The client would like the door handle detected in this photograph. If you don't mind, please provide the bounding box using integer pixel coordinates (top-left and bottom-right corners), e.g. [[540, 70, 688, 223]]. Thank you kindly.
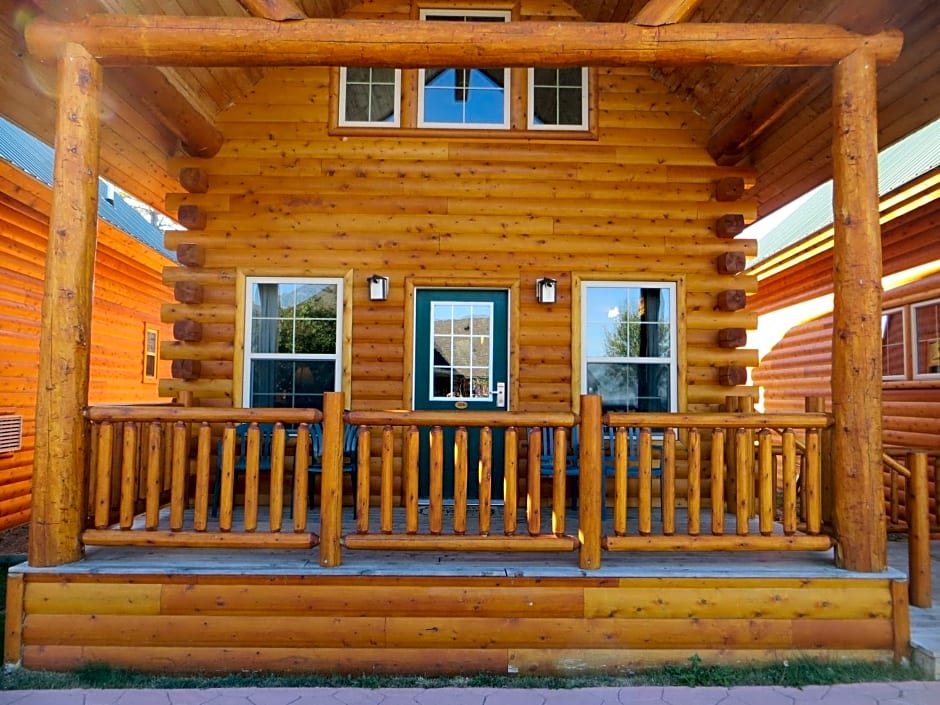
[[496, 382, 505, 408]]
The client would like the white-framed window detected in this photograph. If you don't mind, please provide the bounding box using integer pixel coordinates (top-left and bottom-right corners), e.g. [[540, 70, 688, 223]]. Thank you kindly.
[[417, 9, 511, 129], [528, 67, 588, 130], [338, 67, 401, 127], [582, 281, 678, 413], [242, 277, 343, 409], [912, 298, 940, 378], [881, 307, 906, 380], [142, 326, 159, 383]]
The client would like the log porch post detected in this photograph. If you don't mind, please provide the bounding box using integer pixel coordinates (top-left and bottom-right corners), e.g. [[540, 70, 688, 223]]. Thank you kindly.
[[29, 43, 102, 567], [830, 49, 887, 572]]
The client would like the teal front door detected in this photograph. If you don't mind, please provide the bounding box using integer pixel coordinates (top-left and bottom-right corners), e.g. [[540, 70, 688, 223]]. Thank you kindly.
[[414, 289, 509, 500]]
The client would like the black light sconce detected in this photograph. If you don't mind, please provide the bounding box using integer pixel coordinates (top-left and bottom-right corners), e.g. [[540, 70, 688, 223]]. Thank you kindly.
[[536, 277, 557, 304], [368, 274, 389, 301]]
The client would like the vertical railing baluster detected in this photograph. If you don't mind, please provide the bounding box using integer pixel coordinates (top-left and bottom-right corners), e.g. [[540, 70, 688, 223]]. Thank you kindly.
[[355, 426, 371, 533], [404, 425, 419, 534], [503, 427, 518, 535], [169, 421, 188, 531], [381, 426, 395, 534], [429, 426, 444, 535], [292, 423, 311, 532], [804, 427, 821, 534], [662, 429, 676, 536], [94, 422, 113, 529], [614, 426, 627, 536], [782, 429, 797, 535], [710, 428, 725, 535], [526, 427, 541, 536], [638, 427, 652, 536], [551, 427, 567, 535], [453, 427, 468, 535], [218, 423, 237, 532], [687, 428, 701, 536], [145, 422, 162, 530], [269, 423, 286, 533], [193, 423, 212, 531], [735, 428, 750, 536], [479, 426, 493, 536], [757, 429, 773, 536]]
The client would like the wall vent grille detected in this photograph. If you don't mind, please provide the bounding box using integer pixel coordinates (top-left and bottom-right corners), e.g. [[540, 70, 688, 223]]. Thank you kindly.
[[0, 415, 23, 453]]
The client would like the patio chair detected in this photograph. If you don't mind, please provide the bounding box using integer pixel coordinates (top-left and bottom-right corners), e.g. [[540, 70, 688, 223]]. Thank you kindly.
[[535, 426, 580, 507], [601, 425, 664, 502], [211, 422, 275, 517], [305, 423, 359, 516]]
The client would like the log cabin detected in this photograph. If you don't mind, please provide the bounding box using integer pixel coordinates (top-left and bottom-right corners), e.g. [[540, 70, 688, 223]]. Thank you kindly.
[[1, 0, 939, 675], [0, 116, 174, 532], [750, 118, 940, 537]]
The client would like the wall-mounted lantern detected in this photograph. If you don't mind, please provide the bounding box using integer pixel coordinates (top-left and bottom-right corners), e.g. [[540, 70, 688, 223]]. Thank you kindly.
[[368, 274, 389, 301], [536, 277, 557, 304]]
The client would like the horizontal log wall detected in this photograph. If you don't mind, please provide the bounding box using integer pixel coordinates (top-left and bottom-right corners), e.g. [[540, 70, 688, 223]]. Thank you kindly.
[[163, 0, 760, 499], [0, 162, 173, 531], [8, 571, 904, 672]]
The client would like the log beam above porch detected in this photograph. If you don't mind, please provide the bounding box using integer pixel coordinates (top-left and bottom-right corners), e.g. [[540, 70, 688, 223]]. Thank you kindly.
[[24, 16, 903, 69]]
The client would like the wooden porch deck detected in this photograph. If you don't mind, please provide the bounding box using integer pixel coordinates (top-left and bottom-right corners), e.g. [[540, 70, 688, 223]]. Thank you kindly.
[[4, 506, 911, 676]]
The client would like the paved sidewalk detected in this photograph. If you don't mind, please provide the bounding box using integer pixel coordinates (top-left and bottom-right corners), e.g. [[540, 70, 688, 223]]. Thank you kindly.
[[2, 682, 940, 704]]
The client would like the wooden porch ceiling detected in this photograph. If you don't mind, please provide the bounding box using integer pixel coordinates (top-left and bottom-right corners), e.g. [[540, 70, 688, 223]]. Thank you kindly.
[[2, 0, 937, 218]]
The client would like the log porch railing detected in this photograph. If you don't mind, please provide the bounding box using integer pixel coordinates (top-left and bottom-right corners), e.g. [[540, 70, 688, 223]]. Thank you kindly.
[[883, 450, 934, 607], [82, 393, 838, 569]]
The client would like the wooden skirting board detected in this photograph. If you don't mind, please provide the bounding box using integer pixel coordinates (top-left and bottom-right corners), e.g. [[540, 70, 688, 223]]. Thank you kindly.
[[5, 570, 908, 674]]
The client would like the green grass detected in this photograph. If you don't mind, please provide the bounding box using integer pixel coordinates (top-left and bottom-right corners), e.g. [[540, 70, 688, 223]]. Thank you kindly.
[[0, 657, 926, 691]]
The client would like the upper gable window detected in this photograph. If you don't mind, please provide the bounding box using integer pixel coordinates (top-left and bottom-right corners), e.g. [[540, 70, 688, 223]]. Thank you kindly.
[[338, 67, 401, 127], [418, 9, 510, 129], [528, 68, 588, 130]]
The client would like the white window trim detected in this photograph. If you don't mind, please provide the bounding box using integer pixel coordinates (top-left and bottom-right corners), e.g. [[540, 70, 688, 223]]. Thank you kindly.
[[527, 67, 589, 131], [242, 276, 344, 407], [881, 306, 907, 381], [417, 9, 511, 130], [338, 67, 402, 128], [581, 280, 679, 413], [912, 297, 940, 379]]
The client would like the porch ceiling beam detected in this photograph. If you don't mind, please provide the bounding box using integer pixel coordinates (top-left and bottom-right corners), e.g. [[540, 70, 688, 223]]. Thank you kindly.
[[25, 16, 904, 69], [631, 0, 703, 26], [29, 1, 222, 158]]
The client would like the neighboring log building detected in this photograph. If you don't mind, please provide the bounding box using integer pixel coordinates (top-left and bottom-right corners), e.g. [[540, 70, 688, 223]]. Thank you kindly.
[[750, 118, 940, 530], [0, 118, 173, 531]]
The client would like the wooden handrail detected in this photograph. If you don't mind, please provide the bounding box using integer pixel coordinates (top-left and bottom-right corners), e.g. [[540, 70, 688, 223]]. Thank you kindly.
[[346, 410, 577, 428], [87, 405, 323, 424], [605, 411, 830, 430]]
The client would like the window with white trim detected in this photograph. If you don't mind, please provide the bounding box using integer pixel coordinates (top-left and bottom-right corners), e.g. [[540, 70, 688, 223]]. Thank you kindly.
[[528, 67, 588, 130], [418, 9, 510, 129], [582, 282, 678, 412], [243, 278, 343, 409], [913, 298, 940, 378], [338, 67, 401, 127]]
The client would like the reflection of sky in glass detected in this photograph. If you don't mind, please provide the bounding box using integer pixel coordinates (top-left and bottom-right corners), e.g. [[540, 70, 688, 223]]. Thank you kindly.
[[585, 286, 671, 358], [424, 69, 505, 125]]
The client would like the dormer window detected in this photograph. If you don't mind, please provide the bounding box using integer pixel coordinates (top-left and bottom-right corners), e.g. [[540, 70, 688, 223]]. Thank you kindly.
[[417, 10, 510, 129], [334, 9, 593, 136]]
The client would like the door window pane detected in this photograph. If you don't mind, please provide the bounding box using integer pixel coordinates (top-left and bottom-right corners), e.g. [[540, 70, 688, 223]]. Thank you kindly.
[[430, 301, 493, 399]]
